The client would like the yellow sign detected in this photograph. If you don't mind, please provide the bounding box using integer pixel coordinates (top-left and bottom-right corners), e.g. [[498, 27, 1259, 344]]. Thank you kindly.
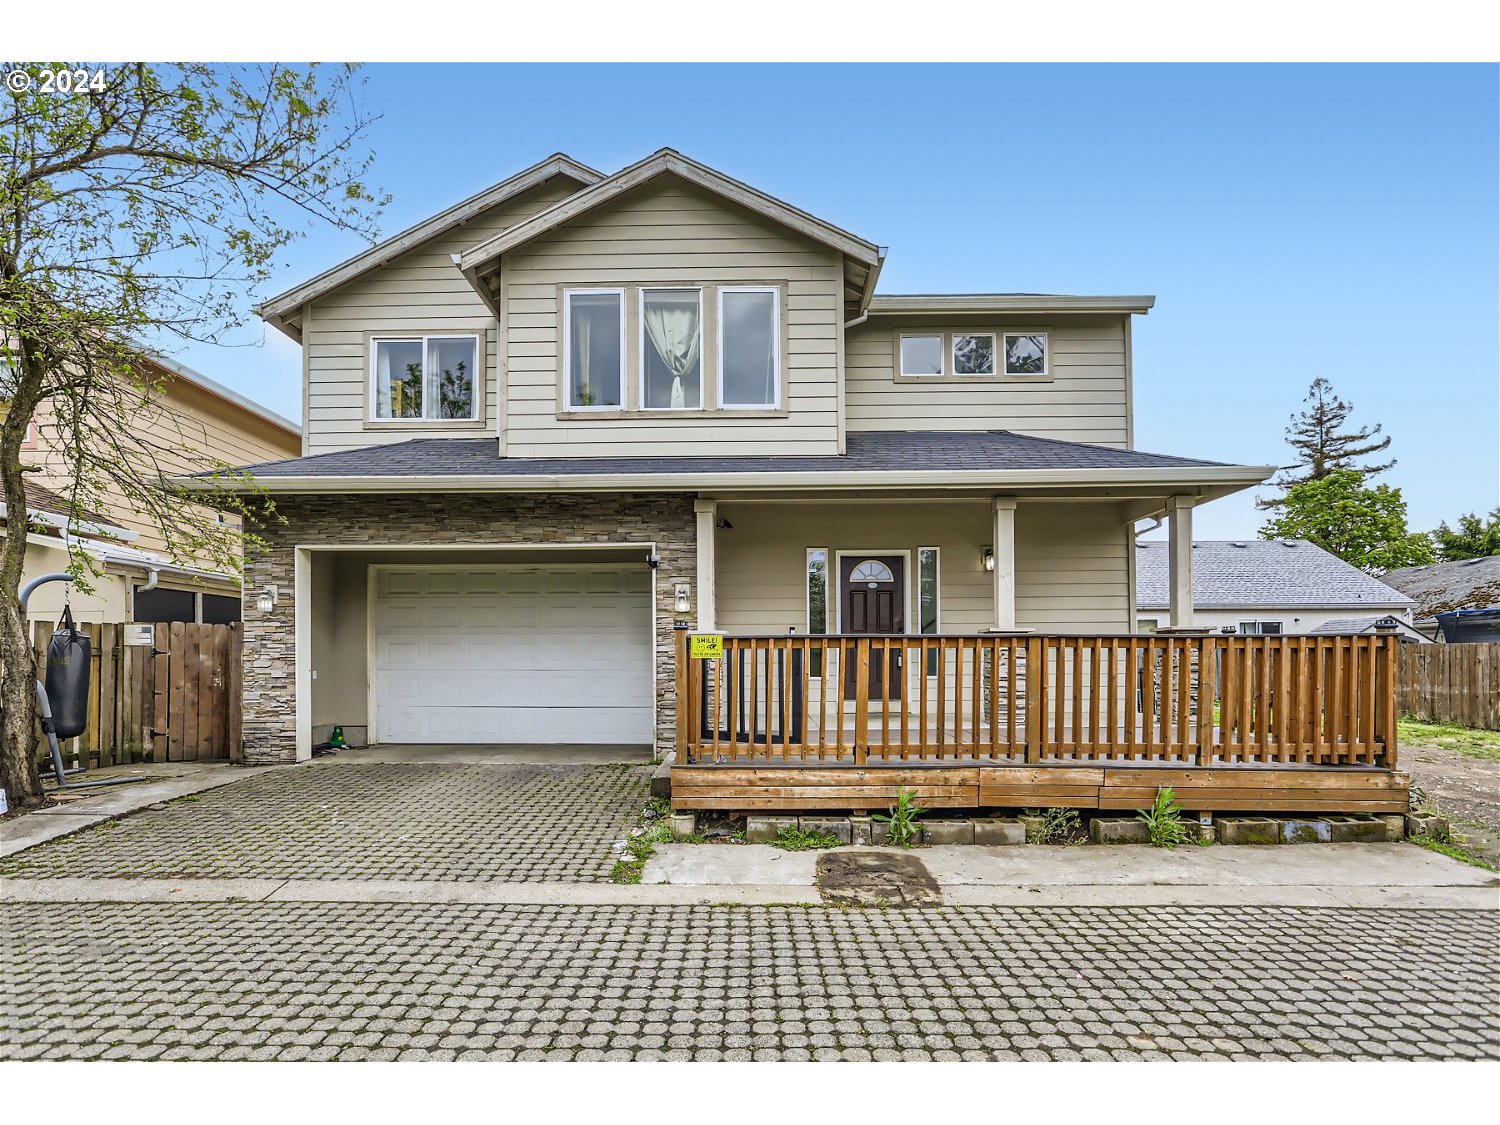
[[689, 633, 724, 659]]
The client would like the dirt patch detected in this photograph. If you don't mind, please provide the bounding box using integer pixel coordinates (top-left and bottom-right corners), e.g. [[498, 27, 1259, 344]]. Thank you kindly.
[[1401, 741, 1500, 864], [816, 850, 942, 907]]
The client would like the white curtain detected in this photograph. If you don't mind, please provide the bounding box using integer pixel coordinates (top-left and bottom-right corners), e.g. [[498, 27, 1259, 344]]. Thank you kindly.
[[376, 343, 392, 415], [643, 296, 700, 408]]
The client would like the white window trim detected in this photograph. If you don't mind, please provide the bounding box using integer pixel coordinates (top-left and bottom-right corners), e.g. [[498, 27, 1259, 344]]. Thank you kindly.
[[369, 333, 481, 422], [562, 288, 626, 411], [717, 286, 781, 410], [951, 333, 997, 377], [899, 333, 946, 377], [639, 286, 705, 412], [1003, 331, 1050, 378], [1238, 620, 1285, 635]]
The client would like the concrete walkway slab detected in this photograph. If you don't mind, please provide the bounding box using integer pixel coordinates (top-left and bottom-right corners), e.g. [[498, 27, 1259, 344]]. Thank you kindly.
[[645, 844, 818, 885], [1, 764, 290, 857]]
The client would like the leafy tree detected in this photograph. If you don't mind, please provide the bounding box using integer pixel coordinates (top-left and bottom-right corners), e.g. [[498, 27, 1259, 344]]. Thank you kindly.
[[1260, 469, 1435, 573], [1257, 377, 1394, 509], [1431, 507, 1500, 561], [1, 63, 384, 808]]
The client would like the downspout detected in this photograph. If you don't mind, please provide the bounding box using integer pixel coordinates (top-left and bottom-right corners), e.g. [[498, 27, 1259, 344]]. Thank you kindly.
[[130, 567, 160, 621]]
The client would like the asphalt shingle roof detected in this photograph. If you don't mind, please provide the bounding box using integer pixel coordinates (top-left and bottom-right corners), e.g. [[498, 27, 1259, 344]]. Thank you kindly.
[[1381, 555, 1500, 618], [230, 430, 1231, 479], [1135, 539, 1414, 610]]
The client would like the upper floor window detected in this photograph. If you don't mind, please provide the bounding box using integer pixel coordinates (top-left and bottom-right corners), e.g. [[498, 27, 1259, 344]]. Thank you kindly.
[[371, 334, 478, 421], [642, 288, 703, 410], [719, 287, 780, 408], [564, 290, 624, 409], [953, 334, 996, 376], [900, 334, 944, 377], [1003, 333, 1048, 376]]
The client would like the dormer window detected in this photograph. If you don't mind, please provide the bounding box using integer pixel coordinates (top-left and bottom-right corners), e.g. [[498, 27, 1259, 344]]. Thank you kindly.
[[371, 334, 478, 421]]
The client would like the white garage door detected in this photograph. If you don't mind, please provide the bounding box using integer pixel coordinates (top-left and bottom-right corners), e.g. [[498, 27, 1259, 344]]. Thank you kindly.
[[372, 566, 652, 744]]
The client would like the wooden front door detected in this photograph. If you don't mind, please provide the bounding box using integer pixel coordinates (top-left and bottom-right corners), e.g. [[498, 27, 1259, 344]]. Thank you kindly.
[[840, 555, 904, 701]]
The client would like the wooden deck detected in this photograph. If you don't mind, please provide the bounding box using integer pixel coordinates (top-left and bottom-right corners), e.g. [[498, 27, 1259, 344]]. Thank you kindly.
[[672, 631, 1407, 814]]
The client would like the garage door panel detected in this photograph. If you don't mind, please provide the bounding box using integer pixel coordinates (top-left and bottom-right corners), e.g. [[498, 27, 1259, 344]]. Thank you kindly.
[[372, 565, 652, 744]]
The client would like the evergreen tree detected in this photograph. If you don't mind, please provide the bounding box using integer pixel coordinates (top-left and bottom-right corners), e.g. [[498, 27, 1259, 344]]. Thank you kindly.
[[1431, 508, 1500, 560], [1257, 377, 1394, 509], [1260, 470, 1434, 573]]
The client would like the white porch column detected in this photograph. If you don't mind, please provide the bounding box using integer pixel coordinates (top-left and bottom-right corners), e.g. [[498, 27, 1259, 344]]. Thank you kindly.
[[991, 496, 1018, 632], [693, 498, 717, 631], [1166, 494, 1196, 630], [293, 547, 312, 763]]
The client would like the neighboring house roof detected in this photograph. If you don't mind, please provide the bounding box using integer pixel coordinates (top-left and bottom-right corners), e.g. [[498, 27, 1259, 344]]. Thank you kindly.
[[21, 481, 117, 531], [1136, 539, 1415, 610], [190, 430, 1269, 495], [1381, 555, 1500, 619], [254, 153, 604, 339], [1308, 615, 1430, 642], [456, 148, 885, 320]]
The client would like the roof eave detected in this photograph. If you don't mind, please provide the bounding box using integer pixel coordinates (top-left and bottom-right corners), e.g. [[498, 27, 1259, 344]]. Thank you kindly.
[[866, 295, 1157, 316], [457, 148, 883, 278], [177, 464, 1272, 496], [254, 153, 604, 325]]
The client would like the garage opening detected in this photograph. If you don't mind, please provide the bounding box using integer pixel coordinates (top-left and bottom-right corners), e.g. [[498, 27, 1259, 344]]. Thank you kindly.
[[306, 548, 656, 752]]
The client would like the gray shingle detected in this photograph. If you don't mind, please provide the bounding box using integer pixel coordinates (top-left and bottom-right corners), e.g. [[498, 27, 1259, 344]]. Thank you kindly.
[[1135, 539, 1414, 610], [229, 430, 1230, 480], [1380, 555, 1500, 618]]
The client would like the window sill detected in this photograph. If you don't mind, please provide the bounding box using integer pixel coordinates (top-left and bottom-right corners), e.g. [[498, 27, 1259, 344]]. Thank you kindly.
[[363, 418, 488, 431], [893, 374, 1053, 385], [555, 407, 790, 421]]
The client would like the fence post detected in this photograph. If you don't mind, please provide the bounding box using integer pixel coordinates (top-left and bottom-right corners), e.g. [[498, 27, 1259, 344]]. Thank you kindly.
[[674, 628, 690, 761], [854, 637, 870, 765], [1195, 636, 1216, 765], [1376, 636, 1398, 768], [1024, 635, 1043, 764]]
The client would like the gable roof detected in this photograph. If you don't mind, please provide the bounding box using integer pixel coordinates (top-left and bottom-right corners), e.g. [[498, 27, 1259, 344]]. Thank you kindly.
[[254, 153, 603, 339], [1136, 539, 1414, 610], [1381, 555, 1500, 619], [456, 148, 885, 320], [187, 429, 1269, 496]]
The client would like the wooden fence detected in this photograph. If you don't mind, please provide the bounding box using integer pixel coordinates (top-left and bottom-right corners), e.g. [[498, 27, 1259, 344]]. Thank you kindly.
[[677, 632, 1399, 768], [1398, 643, 1500, 731], [31, 621, 243, 770]]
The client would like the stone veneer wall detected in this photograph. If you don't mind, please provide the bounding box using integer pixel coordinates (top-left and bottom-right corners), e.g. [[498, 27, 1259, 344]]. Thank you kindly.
[[241, 492, 696, 764]]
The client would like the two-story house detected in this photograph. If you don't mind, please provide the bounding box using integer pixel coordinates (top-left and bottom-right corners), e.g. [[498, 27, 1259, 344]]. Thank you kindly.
[[204, 148, 1285, 772]]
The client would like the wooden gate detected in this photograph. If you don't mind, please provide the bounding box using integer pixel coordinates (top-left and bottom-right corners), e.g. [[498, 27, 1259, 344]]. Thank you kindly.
[[32, 621, 243, 769]]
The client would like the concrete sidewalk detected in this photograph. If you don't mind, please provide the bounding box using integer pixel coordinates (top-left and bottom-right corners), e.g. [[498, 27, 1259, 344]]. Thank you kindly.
[[0, 761, 289, 858]]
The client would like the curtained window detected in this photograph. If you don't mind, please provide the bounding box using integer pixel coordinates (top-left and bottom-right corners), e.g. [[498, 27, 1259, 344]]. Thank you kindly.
[[565, 290, 624, 408], [641, 289, 702, 409], [373, 335, 477, 420]]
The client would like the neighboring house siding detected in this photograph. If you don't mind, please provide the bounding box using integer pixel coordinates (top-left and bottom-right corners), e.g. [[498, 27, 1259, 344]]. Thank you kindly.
[[1136, 606, 1414, 635], [844, 316, 1130, 448], [500, 180, 844, 457], [714, 500, 1131, 635], [302, 179, 581, 455], [29, 374, 298, 555]]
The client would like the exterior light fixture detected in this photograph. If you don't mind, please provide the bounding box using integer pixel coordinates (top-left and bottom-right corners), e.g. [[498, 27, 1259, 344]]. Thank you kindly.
[[982, 547, 995, 572], [256, 583, 279, 614], [673, 583, 692, 615]]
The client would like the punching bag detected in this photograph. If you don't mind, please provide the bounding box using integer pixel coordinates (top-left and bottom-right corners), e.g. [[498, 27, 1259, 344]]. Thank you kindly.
[[45, 605, 91, 740]]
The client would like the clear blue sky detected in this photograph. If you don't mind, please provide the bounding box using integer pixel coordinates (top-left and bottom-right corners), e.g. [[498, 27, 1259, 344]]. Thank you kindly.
[[177, 63, 1499, 540]]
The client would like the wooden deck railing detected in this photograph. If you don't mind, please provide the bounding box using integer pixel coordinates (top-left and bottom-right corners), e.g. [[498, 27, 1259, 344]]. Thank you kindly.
[[674, 632, 1398, 768]]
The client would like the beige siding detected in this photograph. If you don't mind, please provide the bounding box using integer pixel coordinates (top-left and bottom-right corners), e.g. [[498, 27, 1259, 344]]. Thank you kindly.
[[844, 316, 1130, 447], [302, 179, 583, 454], [715, 500, 1130, 635], [29, 374, 299, 556], [500, 180, 843, 456]]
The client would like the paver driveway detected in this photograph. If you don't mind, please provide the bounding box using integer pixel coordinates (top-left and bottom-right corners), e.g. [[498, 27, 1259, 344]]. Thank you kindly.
[[2, 903, 1495, 1060], [0, 761, 652, 882]]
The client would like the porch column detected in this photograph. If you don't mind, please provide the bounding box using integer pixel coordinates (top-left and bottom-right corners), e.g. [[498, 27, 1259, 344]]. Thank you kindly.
[[693, 498, 717, 631], [991, 496, 1018, 631], [1167, 494, 1195, 630]]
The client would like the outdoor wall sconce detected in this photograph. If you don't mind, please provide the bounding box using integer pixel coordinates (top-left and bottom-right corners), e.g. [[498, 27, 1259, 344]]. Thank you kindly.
[[982, 547, 995, 573], [256, 584, 279, 614], [673, 583, 692, 615]]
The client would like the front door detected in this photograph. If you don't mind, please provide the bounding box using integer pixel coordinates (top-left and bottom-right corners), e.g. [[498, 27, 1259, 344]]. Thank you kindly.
[[840, 555, 904, 701]]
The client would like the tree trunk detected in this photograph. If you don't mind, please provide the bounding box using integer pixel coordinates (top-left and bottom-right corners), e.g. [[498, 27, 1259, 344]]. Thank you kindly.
[[0, 593, 42, 808]]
